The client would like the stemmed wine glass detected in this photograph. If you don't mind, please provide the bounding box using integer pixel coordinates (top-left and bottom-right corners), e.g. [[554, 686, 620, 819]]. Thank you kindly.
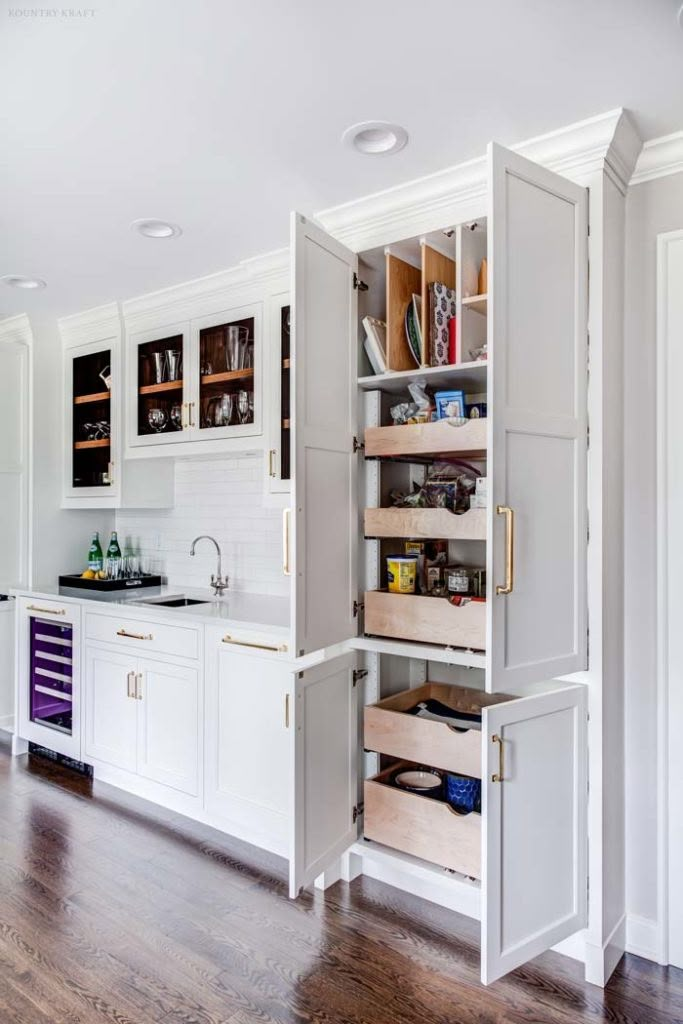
[[147, 408, 168, 433], [237, 390, 250, 424], [170, 404, 182, 430]]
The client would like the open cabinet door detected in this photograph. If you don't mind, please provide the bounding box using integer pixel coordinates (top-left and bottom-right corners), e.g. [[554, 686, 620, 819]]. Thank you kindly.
[[481, 685, 588, 984], [291, 214, 358, 657], [488, 143, 588, 692], [289, 652, 357, 897]]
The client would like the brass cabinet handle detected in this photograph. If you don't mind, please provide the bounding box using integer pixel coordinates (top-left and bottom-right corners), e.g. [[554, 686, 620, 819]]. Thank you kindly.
[[283, 508, 291, 577], [269, 449, 277, 478], [188, 401, 195, 428], [126, 671, 136, 699], [285, 693, 290, 728], [135, 672, 143, 700], [27, 605, 66, 616], [117, 628, 153, 641], [491, 734, 504, 783], [181, 402, 188, 429], [222, 634, 288, 653], [496, 505, 515, 595], [107, 461, 114, 485]]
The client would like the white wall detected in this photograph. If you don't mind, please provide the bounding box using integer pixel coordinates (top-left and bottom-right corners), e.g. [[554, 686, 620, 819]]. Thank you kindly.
[[115, 454, 287, 597], [624, 171, 683, 952]]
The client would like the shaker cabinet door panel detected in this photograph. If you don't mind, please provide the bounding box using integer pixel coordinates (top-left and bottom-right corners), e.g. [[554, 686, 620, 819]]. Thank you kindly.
[[481, 684, 588, 984], [487, 142, 588, 692], [84, 646, 138, 771], [289, 652, 357, 897], [291, 213, 358, 656], [137, 658, 200, 796]]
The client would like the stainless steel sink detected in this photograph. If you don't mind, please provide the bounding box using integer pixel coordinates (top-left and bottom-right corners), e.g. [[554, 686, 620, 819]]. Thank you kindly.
[[140, 597, 210, 608]]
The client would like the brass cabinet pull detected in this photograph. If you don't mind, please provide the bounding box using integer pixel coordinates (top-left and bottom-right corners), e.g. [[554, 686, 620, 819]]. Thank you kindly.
[[495, 505, 515, 595], [135, 672, 143, 700], [27, 605, 66, 616], [107, 461, 114, 485], [180, 402, 188, 429], [285, 693, 290, 729], [222, 634, 288, 653], [188, 401, 195, 428], [269, 449, 277, 478], [283, 508, 291, 577], [491, 734, 504, 783], [116, 628, 153, 641], [126, 671, 136, 699]]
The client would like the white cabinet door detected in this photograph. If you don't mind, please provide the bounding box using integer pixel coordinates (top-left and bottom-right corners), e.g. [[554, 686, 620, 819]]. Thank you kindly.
[[205, 645, 290, 854], [291, 213, 358, 656], [84, 645, 137, 771], [289, 652, 357, 897], [487, 142, 588, 692], [136, 658, 200, 796], [265, 292, 291, 496], [481, 684, 588, 984]]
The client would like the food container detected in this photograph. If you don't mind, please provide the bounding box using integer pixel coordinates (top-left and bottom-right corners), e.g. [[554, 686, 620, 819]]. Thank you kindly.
[[386, 555, 418, 594], [444, 566, 471, 595]]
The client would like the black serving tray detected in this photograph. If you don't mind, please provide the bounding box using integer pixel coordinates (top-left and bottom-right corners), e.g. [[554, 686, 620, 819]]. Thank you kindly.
[[59, 573, 163, 592]]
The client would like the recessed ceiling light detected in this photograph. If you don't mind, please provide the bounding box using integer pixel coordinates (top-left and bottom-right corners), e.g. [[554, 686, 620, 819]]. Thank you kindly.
[[342, 121, 409, 156], [131, 218, 182, 239], [0, 275, 46, 290]]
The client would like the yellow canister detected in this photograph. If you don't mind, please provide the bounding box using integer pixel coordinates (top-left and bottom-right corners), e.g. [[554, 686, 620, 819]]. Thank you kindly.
[[386, 555, 418, 594]]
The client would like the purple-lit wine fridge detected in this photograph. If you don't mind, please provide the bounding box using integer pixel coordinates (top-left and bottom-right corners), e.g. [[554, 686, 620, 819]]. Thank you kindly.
[[16, 597, 82, 760]]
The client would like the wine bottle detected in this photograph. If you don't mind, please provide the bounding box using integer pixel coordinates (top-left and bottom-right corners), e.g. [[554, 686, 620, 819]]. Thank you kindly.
[[88, 532, 103, 572]]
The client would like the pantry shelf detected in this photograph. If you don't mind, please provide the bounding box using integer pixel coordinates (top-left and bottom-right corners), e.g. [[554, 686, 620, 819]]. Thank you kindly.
[[364, 506, 486, 541], [462, 293, 488, 315], [358, 360, 487, 396], [365, 417, 487, 460], [201, 368, 254, 386], [74, 439, 110, 450], [364, 590, 486, 650]]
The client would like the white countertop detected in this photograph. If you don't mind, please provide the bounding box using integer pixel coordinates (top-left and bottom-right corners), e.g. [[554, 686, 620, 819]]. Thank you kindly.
[[11, 584, 290, 637]]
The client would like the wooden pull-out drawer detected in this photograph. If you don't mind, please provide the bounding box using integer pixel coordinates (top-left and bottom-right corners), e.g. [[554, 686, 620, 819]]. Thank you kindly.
[[365, 683, 511, 778], [85, 612, 199, 661], [365, 417, 487, 459], [364, 591, 486, 650], [364, 762, 481, 879], [364, 506, 487, 541]]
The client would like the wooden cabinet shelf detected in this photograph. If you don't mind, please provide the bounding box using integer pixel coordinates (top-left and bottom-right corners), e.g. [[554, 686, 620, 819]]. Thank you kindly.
[[74, 390, 110, 405], [200, 368, 254, 387], [358, 360, 487, 396], [74, 439, 110, 450], [139, 380, 184, 396], [283, 358, 291, 370], [462, 293, 488, 315], [364, 506, 486, 541], [365, 417, 487, 459], [364, 590, 486, 649]]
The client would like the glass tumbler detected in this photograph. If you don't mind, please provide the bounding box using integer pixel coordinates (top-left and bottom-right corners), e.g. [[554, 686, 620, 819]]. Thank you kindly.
[[227, 326, 249, 371]]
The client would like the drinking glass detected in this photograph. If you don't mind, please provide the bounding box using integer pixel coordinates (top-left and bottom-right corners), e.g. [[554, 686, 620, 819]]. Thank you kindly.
[[227, 326, 249, 371], [237, 390, 250, 424], [147, 407, 168, 433], [170, 404, 182, 430], [147, 351, 166, 384], [217, 393, 233, 426], [165, 350, 182, 381]]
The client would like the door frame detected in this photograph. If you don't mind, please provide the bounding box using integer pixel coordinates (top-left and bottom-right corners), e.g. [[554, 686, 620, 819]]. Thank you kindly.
[[656, 228, 683, 967]]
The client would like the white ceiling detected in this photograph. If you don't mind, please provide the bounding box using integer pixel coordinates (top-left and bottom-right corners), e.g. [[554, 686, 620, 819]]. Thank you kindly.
[[1, 0, 682, 319]]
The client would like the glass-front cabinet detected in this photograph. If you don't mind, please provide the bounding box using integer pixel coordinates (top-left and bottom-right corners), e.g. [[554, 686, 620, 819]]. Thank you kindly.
[[126, 304, 262, 453], [266, 294, 292, 494], [68, 342, 113, 495]]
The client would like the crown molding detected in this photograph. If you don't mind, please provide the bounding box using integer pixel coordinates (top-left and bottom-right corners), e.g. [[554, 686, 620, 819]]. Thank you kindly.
[[316, 108, 641, 251], [0, 313, 33, 348], [631, 130, 683, 186], [58, 302, 121, 348], [122, 247, 289, 325]]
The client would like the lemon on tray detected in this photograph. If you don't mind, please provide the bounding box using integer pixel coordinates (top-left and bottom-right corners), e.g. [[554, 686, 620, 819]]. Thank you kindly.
[[81, 569, 96, 579]]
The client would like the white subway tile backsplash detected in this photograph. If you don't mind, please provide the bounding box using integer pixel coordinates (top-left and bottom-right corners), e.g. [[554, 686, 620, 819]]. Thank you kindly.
[[115, 454, 288, 597]]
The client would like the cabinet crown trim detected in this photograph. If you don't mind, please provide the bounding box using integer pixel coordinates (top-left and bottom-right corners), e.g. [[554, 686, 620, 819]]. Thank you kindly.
[[58, 302, 122, 348], [0, 313, 33, 348], [316, 108, 641, 250], [631, 129, 683, 186]]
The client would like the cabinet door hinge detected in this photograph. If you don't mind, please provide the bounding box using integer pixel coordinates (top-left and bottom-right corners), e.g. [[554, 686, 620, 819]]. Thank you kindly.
[[352, 669, 369, 687], [586, 422, 590, 450], [353, 436, 365, 453], [353, 600, 365, 618], [353, 802, 365, 823], [353, 273, 368, 292]]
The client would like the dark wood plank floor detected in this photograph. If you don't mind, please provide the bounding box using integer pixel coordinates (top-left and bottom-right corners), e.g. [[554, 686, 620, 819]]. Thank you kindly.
[[0, 734, 680, 1024]]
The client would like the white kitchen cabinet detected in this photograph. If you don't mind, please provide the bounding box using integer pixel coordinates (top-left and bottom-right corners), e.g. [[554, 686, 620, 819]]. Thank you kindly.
[[59, 304, 174, 509], [84, 641, 200, 797], [205, 632, 291, 855], [265, 292, 292, 497], [84, 645, 137, 772]]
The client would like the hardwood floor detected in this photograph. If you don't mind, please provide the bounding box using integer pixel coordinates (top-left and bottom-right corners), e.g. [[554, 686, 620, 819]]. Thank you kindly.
[[0, 733, 680, 1024]]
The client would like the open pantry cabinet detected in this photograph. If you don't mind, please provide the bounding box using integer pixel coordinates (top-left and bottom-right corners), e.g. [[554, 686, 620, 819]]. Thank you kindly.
[[286, 141, 590, 984]]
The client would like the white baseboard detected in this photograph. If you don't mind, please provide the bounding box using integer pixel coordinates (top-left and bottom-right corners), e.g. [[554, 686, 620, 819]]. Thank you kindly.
[[584, 914, 626, 986], [626, 914, 663, 963]]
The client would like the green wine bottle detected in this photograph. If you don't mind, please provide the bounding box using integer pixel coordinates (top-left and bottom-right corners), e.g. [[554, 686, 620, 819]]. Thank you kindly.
[[107, 531, 122, 560], [88, 532, 103, 572]]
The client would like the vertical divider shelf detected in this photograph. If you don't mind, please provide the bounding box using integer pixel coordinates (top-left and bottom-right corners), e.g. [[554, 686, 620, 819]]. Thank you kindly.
[[420, 242, 456, 367]]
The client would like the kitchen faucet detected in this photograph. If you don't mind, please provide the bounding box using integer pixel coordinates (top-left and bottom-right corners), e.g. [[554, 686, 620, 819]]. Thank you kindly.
[[190, 535, 229, 597]]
